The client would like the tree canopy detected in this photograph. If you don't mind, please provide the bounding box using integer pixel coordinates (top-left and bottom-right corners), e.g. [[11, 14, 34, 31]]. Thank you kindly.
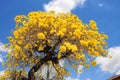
[[0, 11, 108, 80]]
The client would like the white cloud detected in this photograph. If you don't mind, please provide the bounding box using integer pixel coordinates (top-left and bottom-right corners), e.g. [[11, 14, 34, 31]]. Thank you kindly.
[[116, 70, 120, 75], [0, 42, 9, 52], [0, 71, 4, 75], [77, 65, 84, 79], [77, 65, 83, 72], [59, 59, 65, 67], [44, 0, 86, 12], [98, 3, 103, 7], [86, 78, 91, 80], [0, 42, 10, 63], [76, 65, 83, 79], [65, 76, 80, 80], [0, 55, 4, 62], [96, 46, 120, 74]]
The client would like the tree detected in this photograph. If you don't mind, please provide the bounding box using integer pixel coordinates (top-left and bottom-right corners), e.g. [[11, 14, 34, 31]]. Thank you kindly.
[[0, 11, 108, 80]]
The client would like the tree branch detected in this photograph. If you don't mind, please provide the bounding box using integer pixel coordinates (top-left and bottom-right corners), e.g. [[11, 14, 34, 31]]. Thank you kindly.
[[50, 37, 62, 52], [60, 50, 72, 59], [28, 56, 51, 80]]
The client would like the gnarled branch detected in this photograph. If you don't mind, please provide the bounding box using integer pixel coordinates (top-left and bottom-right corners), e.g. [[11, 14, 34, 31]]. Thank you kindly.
[[28, 56, 51, 80]]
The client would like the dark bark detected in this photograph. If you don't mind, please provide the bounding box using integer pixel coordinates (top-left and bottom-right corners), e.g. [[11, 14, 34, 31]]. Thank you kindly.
[[27, 37, 64, 80], [28, 56, 51, 80], [26, 50, 71, 80]]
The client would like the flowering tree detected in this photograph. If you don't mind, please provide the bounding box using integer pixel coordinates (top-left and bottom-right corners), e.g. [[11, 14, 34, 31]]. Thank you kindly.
[[0, 11, 108, 80]]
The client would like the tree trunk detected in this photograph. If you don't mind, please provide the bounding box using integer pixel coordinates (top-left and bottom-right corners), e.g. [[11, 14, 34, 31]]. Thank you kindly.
[[28, 56, 50, 80]]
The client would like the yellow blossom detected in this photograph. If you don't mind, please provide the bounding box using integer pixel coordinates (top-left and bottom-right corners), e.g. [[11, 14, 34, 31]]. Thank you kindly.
[[89, 20, 98, 30], [24, 43, 32, 49], [80, 40, 88, 47], [76, 53, 82, 60], [61, 68, 66, 74], [84, 64, 90, 68], [14, 45, 21, 51], [38, 45, 43, 51], [58, 52, 62, 59], [57, 30, 64, 37], [64, 42, 71, 47], [59, 45, 66, 52], [50, 30, 56, 34], [71, 45, 78, 52], [91, 61, 97, 66], [13, 31, 19, 38], [93, 51, 100, 56], [81, 54, 85, 58], [37, 33, 45, 39], [109, 55, 112, 59], [18, 40, 22, 44], [61, 28, 66, 33], [14, 53, 19, 59]]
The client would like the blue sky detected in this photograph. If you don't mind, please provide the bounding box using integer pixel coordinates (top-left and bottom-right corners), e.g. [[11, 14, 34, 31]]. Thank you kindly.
[[0, 0, 120, 80]]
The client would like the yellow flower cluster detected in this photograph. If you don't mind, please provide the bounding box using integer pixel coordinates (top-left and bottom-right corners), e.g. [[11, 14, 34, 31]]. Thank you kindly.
[[76, 53, 85, 60], [37, 33, 45, 39], [0, 70, 27, 80], [91, 61, 97, 66], [0, 70, 12, 79], [24, 43, 32, 49], [89, 20, 98, 30], [63, 42, 78, 52], [80, 40, 88, 47], [59, 45, 66, 52], [57, 52, 62, 59]]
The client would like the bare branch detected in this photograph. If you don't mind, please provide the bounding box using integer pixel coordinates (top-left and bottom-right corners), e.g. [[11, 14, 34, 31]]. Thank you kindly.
[[28, 56, 51, 80]]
